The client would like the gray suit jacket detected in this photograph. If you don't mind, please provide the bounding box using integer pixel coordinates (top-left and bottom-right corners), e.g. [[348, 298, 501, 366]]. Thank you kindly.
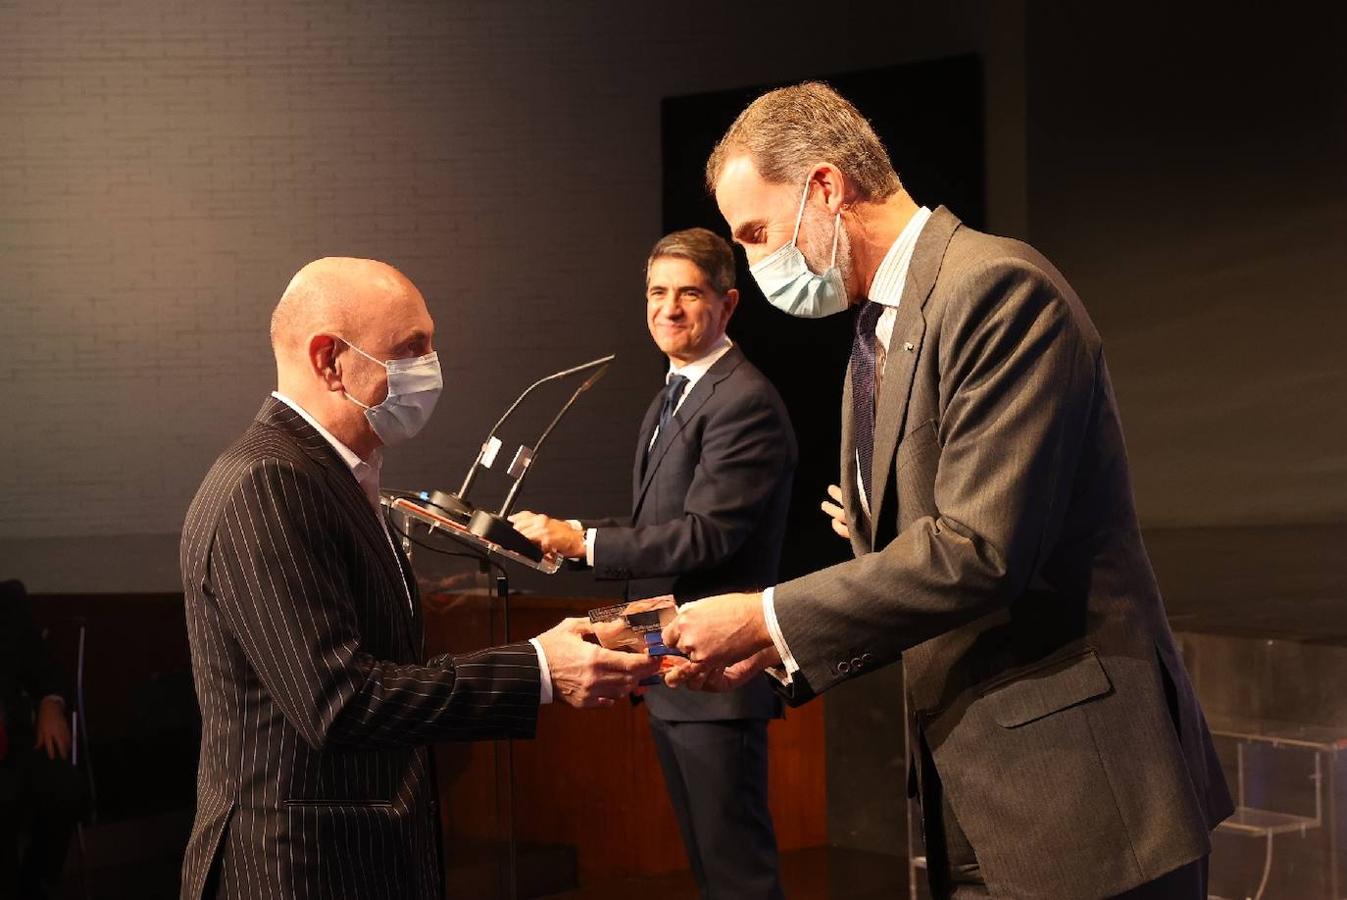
[[587, 346, 796, 721], [772, 209, 1232, 898], [179, 397, 541, 900]]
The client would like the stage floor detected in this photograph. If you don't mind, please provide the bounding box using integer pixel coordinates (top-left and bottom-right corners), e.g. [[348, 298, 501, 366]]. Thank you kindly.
[[544, 846, 906, 899]]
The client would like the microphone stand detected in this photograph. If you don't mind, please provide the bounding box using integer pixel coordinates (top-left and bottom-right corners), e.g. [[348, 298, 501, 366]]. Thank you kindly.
[[428, 354, 615, 523], [467, 364, 611, 559], [393, 356, 613, 900]]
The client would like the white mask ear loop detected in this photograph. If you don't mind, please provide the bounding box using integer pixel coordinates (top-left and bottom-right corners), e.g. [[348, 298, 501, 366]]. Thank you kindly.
[[791, 176, 842, 268], [338, 339, 387, 410], [789, 177, 811, 246], [342, 339, 385, 369]]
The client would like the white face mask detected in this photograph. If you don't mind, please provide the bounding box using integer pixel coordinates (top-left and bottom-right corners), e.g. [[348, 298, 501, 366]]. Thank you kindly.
[[748, 178, 849, 318], [341, 340, 443, 446]]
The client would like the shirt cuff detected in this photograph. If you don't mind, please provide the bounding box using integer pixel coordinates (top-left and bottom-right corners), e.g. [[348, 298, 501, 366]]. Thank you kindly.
[[762, 586, 801, 680], [564, 520, 594, 565], [529, 638, 553, 705]]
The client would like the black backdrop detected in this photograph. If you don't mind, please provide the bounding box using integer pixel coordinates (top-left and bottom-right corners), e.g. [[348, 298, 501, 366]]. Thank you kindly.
[[660, 56, 986, 581]]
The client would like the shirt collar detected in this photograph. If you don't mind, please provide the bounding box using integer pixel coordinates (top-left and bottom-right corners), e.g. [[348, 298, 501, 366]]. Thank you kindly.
[[270, 391, 380, 481], [667, 334, 733, 389], [866, 206, 932, 308]]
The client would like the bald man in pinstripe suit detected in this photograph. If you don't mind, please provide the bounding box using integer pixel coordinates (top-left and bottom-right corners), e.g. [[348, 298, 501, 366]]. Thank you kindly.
[[179, 258, 659, 900]]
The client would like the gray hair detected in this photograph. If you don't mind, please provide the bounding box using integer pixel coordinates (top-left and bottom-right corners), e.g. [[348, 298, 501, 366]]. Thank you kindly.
[[645, 227, 736, 294], [705, 81, 902, 201]]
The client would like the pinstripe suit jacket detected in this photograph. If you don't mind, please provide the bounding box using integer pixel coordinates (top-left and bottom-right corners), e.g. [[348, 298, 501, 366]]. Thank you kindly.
[[179, 397, 540, 900], [772, 209, 1232, 897]]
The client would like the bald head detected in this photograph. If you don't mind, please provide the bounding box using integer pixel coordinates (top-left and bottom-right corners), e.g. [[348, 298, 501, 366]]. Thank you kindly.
[[270, 257, 436, 458], [271, 257, 420, 357]]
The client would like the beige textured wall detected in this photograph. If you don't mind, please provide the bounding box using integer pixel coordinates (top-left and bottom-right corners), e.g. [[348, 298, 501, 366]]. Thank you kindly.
[[0, 1, 1028, 590]]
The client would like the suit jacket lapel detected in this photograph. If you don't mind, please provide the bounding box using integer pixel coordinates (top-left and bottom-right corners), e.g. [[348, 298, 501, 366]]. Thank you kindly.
[[632, 347, 743, 519], [632, 389, 664, 507], [393, 540, 422, 647], [255, 398, 416, 629], [867, 206, 961, 542]]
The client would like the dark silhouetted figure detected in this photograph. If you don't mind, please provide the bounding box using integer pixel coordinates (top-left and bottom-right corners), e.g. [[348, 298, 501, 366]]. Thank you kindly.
[[0, 580, 84, 900]]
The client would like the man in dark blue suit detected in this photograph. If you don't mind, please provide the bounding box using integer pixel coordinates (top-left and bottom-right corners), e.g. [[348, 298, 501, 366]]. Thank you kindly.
[[512, 227, 797, 899]]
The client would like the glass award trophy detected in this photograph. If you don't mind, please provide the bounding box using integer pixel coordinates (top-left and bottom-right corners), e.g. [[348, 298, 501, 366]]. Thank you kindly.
[[588, 595, 688, 685]]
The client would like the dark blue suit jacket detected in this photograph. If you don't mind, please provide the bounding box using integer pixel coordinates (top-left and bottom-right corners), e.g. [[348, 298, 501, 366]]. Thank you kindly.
[[586, 345, 796, 721]]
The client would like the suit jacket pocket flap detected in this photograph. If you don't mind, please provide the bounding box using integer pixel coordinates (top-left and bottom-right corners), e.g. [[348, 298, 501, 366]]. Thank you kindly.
[[984, 650, 1112, 728]]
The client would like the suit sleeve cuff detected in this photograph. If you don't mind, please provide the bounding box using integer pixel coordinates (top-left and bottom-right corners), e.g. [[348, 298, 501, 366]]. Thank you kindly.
[[762, 586, 800, 681], [529, 638, 553, 705]]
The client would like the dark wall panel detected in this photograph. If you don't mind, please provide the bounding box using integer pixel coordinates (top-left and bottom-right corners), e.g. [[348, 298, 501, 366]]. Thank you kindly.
[[661, 56, 986, 582]]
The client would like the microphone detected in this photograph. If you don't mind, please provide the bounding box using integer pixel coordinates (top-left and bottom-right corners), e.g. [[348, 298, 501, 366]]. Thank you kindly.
[[467, 359, 613, 560], [425, 353, 616, 524]]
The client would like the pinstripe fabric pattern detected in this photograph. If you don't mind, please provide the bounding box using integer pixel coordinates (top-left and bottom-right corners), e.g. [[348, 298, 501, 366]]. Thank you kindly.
[[180, 397, 540, 900]]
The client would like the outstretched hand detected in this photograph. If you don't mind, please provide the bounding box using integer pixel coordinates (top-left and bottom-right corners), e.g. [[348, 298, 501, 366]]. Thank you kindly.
[[662, 646, 780, 692], [661, 591, 772, 671], [509, 511, 586, 559], [534, 617, 661, 708]]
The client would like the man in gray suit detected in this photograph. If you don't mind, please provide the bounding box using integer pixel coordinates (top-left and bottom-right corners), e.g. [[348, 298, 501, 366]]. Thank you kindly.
[[180, 257, 659, 899], [511, 228, 796, 899], [663, 83, 1233, 899]]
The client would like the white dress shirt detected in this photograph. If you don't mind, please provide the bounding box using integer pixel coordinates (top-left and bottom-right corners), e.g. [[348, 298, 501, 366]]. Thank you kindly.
[[762, 206, 932, 680], [574, 335, 734, 567], [271, 391, 554, 703]]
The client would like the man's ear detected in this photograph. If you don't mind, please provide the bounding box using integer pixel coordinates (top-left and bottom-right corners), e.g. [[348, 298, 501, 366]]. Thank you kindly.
[[721, 288, 740, 327], [810, 163, 849, 215], [309, 334, 344, 393]]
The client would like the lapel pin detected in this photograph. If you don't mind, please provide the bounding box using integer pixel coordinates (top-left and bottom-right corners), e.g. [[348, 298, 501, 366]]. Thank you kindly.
[[903, 341, 915, 353]]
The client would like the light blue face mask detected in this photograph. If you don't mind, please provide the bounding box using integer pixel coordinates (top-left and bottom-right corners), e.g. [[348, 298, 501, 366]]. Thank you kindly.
[[341, 340, 443, 447], [748, 178, 849, 318]]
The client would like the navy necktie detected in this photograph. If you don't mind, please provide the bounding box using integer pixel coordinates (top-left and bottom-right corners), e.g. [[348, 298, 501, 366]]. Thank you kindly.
[[851, 301, 885, 506], [657, 373, 689, 439]]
